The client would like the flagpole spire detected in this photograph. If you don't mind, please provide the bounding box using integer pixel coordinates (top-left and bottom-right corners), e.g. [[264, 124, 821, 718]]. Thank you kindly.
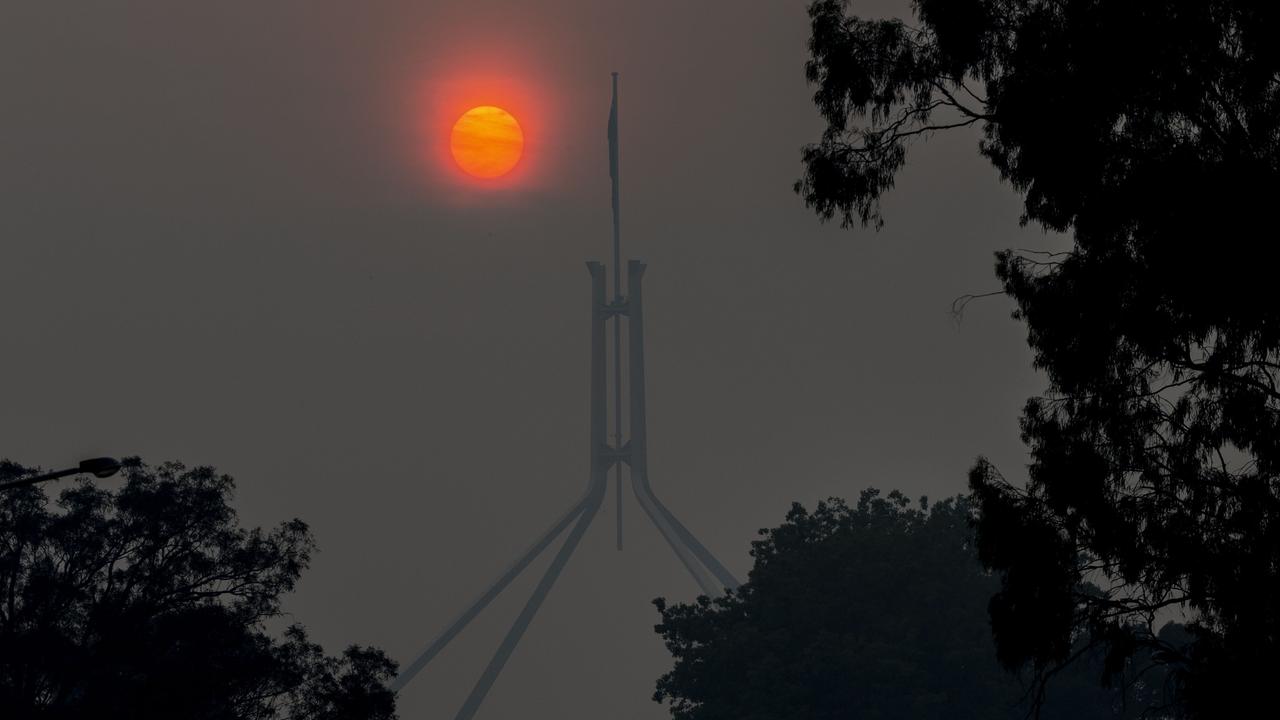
[[608, 71, 623, 551], [609, 71, 621, 293]]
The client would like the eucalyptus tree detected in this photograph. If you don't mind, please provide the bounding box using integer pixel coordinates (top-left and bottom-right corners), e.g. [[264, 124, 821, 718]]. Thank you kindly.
[[796, 2, 1280, 716], [0, 459, 397, 720]]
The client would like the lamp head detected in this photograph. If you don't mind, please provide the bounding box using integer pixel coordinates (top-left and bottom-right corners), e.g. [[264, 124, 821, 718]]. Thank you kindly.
[[79, 457, 122, 479]]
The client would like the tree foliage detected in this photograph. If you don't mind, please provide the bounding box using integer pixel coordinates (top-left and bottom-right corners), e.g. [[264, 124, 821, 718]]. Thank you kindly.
[[798, 1, 1280, 716], [0, 459, 397, 720], [653, 489, 1168, 720]]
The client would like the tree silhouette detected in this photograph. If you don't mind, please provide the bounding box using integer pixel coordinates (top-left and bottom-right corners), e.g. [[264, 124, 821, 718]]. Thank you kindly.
[[797, 1, 1280, 717], [0, 458, 397, 719], [653, 489, 1171, 720]]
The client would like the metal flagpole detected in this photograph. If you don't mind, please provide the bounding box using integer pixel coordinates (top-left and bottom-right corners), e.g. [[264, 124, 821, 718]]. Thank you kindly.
[[389, 490, 593, 693], [453, 477, 606, 720], [624, 258, 739, 593], [609, 72, 625, 552], [392, 73, 740, 718]]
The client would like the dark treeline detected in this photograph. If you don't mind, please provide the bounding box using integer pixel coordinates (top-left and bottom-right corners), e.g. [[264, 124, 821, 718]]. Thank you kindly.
[[654, 490, 1181, 719], [0, 460, 397, 720], [657, 1, 1278, 718], [648, 1, 1276, 718]]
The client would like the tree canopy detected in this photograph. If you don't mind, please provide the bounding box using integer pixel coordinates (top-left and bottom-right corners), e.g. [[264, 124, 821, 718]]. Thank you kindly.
[[797, 1, 1280, 717], [0, 458, 397, 720], [653, 489, 1169, 720]]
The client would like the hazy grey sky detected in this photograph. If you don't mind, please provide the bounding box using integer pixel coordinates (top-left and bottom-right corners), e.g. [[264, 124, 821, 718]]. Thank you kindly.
[[1, 1, 1067, 718]]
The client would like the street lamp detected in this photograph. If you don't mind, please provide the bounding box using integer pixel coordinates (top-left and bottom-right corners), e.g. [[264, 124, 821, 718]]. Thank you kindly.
[[0, 457, 123, 491]]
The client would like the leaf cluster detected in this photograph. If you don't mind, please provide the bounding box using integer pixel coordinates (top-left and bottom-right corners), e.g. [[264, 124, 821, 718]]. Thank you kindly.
[[0, 459, 397, 720]]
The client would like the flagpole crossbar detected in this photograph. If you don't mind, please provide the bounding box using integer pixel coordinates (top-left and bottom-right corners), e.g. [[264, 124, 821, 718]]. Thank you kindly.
[[598, 443, 632, 466], [394, 73, 739, 720]]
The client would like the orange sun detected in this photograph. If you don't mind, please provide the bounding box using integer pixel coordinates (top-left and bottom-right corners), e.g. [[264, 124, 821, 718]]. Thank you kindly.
[[450, 106, 524, 179]]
